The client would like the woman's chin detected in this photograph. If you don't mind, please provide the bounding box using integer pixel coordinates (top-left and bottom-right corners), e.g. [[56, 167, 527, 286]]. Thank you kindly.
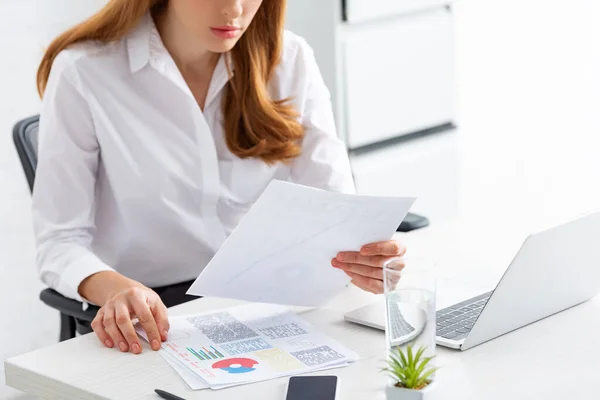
[[207, 39, 241, 54]]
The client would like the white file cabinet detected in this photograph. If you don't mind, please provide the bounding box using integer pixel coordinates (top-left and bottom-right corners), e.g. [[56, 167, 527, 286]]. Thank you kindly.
[[286, 0, 456, 150]]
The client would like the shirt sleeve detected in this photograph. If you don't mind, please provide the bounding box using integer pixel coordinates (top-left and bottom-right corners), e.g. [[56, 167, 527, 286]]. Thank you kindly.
[[289, 39, 356, 194], [32, 54, 114, 303]]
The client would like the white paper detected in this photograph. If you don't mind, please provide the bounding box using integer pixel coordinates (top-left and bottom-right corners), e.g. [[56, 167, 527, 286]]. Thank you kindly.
[[161, 351, 209, 390], [139, 327, 349, 391], [162, 348, 350, 391], [136, 327, 210, 390], [138, 327, 238, 390], [139, 303, 359, 390], [187, 180, 415, 306]]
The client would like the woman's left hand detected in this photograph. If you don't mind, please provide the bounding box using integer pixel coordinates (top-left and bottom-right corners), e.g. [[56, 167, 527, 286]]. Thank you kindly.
[[331, 240, 406, 294]]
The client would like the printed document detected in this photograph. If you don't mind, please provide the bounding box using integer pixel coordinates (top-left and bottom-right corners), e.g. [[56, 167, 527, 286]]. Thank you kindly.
[[187, 180, 415, 306], [137, 303, 358, 389]]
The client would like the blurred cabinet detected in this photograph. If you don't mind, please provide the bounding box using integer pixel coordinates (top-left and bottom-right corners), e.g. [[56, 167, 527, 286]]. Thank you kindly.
[[286, 0, 456, 150], [344, 0, 450, 22]]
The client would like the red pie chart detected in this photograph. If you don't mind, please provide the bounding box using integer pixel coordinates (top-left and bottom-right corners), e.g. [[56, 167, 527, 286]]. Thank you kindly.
[[212, 358, 258, 374]]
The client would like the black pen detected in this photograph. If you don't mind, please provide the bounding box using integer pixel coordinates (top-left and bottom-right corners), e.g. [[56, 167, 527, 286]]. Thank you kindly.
[[155, 389, 186, 400]]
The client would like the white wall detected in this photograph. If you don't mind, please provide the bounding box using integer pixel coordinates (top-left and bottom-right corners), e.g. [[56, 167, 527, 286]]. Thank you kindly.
[[353, 0, 600, 230], [0, 2, 108, 398]]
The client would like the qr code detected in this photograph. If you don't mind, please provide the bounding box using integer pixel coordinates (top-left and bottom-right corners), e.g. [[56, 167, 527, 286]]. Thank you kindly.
[[290, 345, 345, 367], [186, 312, 259, 344], [221, 338, 272, 355], [258, 323, 308, 339]]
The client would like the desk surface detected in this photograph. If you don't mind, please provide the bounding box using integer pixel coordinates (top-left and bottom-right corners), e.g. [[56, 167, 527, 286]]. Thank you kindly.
[[6, 228, 600, 400]]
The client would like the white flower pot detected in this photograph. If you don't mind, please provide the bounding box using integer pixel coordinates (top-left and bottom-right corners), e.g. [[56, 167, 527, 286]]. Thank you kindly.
[[385, 381, 436, 400]]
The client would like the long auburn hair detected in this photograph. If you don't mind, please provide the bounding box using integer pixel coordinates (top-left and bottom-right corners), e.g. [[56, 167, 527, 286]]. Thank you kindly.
[[37, 0, 304, 164]]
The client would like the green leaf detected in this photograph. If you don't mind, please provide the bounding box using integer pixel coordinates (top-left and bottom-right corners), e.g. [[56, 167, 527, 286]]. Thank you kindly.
[[383, 362, 408, 383], [389, 352, 402, 365], [415, 345, 426, 361], [407, 371, 418, 389], [414, 356, 433, 378], [386, 357, 399, 372], [396, 347, 408, 368], [391, 362, 404, 371], [387, 371, 405, 383], [417, 368, 438, 386], [407, 344, 414, 368]]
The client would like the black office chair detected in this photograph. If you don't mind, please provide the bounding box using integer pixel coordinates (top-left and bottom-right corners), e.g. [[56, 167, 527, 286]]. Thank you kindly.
[[13, 115, 100, 342], [13, 114, 429, 342]]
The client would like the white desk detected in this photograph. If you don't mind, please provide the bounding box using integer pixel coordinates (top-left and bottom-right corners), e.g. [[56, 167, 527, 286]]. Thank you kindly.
[[6, 227, 600, 400]]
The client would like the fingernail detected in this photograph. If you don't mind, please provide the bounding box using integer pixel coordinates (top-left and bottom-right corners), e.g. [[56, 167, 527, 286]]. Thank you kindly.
[[104, 339, 113, 348], [361, 247, 372, 255], [162, 330, 169, 341], [119, 342, 128, 352], [132, 343, 141, 353], [152, 339, 160, 350], [337, 253, 346, 261]]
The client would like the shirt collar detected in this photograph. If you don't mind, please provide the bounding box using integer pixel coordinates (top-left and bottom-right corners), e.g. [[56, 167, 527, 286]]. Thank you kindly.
[[206, 55, 232, 107], [126, 13, 153, 73], [127, 12, 176, 73], [126, 13, 234, 107]]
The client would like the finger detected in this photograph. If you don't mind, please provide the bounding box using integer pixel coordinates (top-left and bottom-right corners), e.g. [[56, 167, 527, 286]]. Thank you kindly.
[[115, 301, 142, 354], [385, 258, 407, 272], [332, 259, 384, 280], [103, 304, 129, 352], [129, 290, 161, 351], [335, 252, 388, 268], [150, 298, 170, 342], [346, 271, 384, 294], [91, 309, 113, 349], [360, 240, 406, 256]]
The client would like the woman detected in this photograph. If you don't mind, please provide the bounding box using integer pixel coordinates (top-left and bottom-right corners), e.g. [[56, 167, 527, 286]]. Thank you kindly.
[[34, 0, 406, 355]]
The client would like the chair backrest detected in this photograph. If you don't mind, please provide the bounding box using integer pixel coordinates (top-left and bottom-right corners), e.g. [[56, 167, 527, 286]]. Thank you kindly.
[[13, 115, 40, 193]]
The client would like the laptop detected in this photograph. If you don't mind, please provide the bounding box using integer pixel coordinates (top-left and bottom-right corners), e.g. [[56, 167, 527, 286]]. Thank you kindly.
[[344, 210, 600, 350]]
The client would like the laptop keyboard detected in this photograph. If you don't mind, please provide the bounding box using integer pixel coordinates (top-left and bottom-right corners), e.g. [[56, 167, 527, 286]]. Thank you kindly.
[[436, 291, 493, 341], [389, 301, 416, 338]]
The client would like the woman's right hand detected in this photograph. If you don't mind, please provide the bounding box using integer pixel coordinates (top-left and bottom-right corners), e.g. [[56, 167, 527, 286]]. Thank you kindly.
[[89, 284, 170, 354]]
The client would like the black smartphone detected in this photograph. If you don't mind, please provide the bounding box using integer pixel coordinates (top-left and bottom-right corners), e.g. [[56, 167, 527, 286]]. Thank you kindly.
[[285, 376, 338, 400]]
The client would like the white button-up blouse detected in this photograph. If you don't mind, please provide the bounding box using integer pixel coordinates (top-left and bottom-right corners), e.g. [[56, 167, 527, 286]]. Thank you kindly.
[[32, 13, 355, 302]]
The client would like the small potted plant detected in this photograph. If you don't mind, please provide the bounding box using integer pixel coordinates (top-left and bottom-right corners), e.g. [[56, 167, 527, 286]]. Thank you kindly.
[[382, 344, 438, 400]]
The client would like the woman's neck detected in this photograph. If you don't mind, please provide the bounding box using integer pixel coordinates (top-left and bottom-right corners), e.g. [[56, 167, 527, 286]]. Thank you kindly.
[[154, 8, 219, 78]]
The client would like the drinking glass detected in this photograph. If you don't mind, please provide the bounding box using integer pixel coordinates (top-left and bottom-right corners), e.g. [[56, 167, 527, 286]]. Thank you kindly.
[[383, 258, 436, 363]]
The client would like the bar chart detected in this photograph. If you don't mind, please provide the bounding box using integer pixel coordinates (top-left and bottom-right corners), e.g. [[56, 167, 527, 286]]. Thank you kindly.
[[186, 346, 225, 361]]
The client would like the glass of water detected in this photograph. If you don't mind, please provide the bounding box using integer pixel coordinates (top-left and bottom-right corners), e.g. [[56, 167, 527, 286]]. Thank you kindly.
[[383, 258, 436, 363]]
